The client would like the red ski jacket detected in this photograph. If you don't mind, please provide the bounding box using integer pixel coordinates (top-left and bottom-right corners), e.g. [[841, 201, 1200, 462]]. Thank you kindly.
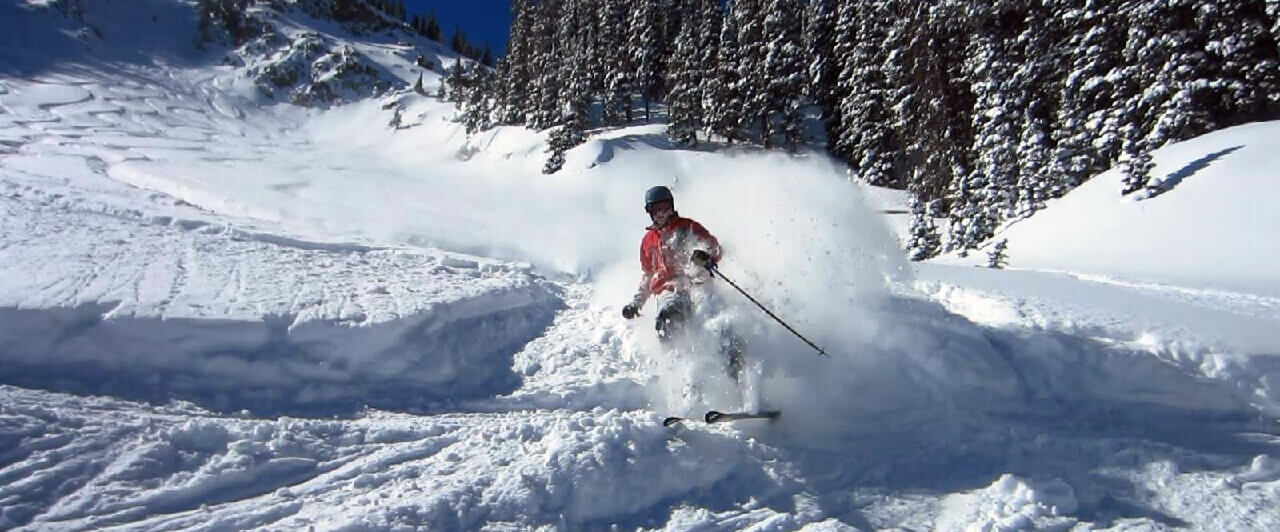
[[634, 214, 722, 305]]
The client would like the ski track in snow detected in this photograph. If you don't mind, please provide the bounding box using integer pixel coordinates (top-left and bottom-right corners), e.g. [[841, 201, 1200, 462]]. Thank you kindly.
[[3, 8, 1280, 530]]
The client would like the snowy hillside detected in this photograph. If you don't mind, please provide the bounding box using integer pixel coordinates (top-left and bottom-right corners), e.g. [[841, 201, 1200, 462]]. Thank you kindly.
[[3, 1, 1280, 530], [937, 120, 1280, 296]]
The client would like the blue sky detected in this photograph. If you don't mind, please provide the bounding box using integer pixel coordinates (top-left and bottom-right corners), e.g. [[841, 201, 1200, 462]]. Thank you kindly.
[[405, 1, 513, 56]]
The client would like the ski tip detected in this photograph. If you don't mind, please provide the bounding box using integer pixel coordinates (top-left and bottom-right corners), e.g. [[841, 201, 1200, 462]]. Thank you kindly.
[[662, 416, 685, 427], [704, 410, 725, 423]]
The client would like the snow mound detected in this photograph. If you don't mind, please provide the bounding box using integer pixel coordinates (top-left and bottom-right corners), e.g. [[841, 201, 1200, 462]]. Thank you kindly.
[[938, 474, 1079, 531], [1224, 454, 1280, 489], [967, 120, 1280, 296]]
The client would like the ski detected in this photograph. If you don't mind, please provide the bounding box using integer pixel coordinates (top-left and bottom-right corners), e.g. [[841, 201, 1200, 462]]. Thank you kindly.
[[662, 410, 780, 427], [704, 410, 780, 423]]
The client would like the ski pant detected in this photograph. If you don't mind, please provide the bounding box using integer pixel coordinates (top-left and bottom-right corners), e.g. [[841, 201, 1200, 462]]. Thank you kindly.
[[654, 289, 744, 380], [654, 290, 692, 342]]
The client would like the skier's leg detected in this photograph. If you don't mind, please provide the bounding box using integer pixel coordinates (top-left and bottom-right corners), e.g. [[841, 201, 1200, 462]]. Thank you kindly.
[[720, 329, 746, 381], [655, 290, 692, 343]]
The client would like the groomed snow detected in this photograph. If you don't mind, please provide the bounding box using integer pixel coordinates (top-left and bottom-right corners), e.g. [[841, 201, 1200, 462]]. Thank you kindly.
[[2, 1, 1279, 530]]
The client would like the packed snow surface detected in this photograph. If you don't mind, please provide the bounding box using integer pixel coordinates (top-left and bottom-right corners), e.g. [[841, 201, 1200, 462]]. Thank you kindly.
[[2, 1, 1279, 530]]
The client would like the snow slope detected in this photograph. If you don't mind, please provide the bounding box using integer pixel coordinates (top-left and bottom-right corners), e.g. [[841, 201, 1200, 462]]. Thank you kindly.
[[2, 1, 1280, 530], [939, 120, 1280, 296]]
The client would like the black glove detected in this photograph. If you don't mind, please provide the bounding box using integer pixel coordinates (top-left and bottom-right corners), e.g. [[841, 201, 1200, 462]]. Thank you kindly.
[[691, 249, 715, 269], [621, 303, 639, 319]]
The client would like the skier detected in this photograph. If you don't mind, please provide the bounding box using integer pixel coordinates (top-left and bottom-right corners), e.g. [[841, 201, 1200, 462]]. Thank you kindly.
[[621, 185, 743, 377]]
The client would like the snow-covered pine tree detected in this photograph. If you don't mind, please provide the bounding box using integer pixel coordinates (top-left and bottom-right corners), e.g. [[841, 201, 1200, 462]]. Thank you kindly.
[[1270, 0, 1280, 45], [528, 0, 563, 130], [1048, 0, 1125, 196], [706, 5, 743, 143], [835, 0, 899, 187], [762, 0, 806, 151], [891, 2, 974, 253], [962, 5, 1020, 225], [802, 0, 838, 141], [460, 68, 494, 134], [665, 0, 702, 145], [987, 238, 1009, 269], [695, 0, 724, 140], [1198, 1, 1280, 129], [600, 0, 634, 126], [492, 0, 535, 125], [545, 1, 591, 174], [559, 0, 592, 133], [907, 192, 942, 261], [579, 1, 606, 101], [1143, 1, 1214, 150], [1011, 2, 1060, 219], [732, 0, 768, 144], [1115, 0, 1196, 195], [1118, 125, 1155, 195], [826, 0, 858, 162], [442, 58, 466, 103], [629, 0, 665, 122]]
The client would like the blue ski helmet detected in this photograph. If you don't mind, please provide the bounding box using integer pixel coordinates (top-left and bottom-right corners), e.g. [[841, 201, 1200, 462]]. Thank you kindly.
[[644, 186, 674, 210]]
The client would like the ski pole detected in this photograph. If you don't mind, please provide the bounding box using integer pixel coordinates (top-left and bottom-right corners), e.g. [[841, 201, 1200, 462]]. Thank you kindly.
[[693, 252, 827, 357]]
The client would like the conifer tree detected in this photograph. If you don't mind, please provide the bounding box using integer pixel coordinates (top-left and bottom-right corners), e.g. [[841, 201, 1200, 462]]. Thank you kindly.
[[1010, 3, 1059, 219], [826, 0, 858, 161], [1049, 0, 1125, 196], [803, 0, 838, 141], [695, 0, 724, 140], [443, 58, 466, 103], [493, 0, 535, 125], [545, 0, 591, 173], [1270, 1, 1280, 45], [964, 9, 1020, 221], [907, 193, 942, 261], [1116, 0, 1200, 195], [762, 0, 806, 150], [835, 0, 899, 187], [600, 0, 634, 126], [528, 0, 562, 130], [425, 12, 441, 41], [707, 6, 744, 142], [629, 0, 665, 122], [665, 0, 703, 145], [450, 26, 469, 56], [460, 68, 495, 134], [987, 238, 1009, 269], [1198, 1, 1279, 129], [732, 0, 768, 143], [887, 2, 973, 224]]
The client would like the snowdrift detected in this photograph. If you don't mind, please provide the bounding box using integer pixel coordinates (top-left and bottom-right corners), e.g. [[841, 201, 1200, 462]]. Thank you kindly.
[[0, 189, 562, 414]]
